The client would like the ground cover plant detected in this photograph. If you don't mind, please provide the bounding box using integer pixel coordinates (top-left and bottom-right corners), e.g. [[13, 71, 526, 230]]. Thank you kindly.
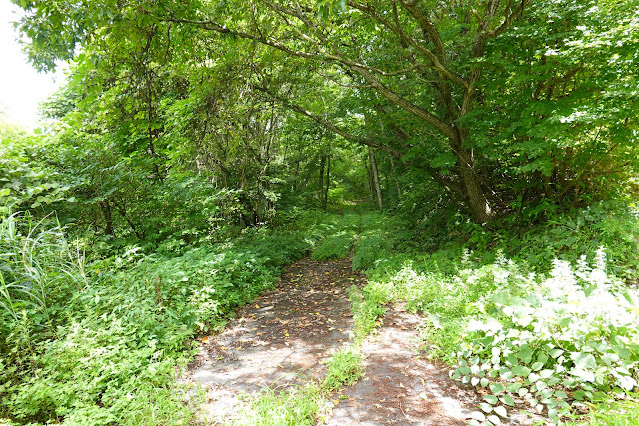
[[348, 208, 639, 425], [0, 214, 313, 424]]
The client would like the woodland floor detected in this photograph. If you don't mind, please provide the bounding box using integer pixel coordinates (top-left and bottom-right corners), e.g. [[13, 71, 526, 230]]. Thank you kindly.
[[182, 257, 527, 425]]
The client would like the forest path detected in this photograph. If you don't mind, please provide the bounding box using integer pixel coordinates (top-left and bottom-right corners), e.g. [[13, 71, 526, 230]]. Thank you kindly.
[[182, 257, 483, 425]]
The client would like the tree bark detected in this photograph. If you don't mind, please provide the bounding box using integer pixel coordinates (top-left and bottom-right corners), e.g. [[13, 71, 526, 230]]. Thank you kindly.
[[369, 147, 383, 212], [100, 200, 115, 236], [451, 131, 493, 223], [323, 155, 330, 211], [390, 156, 402, 201], [319, 155, 326, 211]]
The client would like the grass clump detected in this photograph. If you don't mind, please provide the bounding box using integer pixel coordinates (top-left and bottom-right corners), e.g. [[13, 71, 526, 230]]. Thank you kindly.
[[235, 383, 325, 426], [322, 348, 364, 391], [568, 393, 639, 425], [348, 285, 385, 341]]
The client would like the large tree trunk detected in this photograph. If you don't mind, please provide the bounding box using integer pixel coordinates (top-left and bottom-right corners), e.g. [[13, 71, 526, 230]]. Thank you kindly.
[[451, 131, 493, 223], [369, 147, 383, 212]]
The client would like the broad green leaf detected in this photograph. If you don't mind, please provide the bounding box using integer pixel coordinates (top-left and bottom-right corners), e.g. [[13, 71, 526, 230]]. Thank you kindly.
[[484, 395, 499, 405], [480, 402, 493, 413], [489, 383, 505, 394], [571, 352, 597, 370], [494, 405, 508, 417], [500, 394, 515, 406], [517, 347, 533, 363]]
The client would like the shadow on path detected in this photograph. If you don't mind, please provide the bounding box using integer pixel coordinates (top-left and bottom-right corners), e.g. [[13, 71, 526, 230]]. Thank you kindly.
[[183, 257, 527, 425], [183, 257, 363, 423]]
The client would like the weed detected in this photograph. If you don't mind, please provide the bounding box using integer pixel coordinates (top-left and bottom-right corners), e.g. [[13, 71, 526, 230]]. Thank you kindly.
[[567, 393, 639, 425], [322, 348, 364, 391], [312, 232, 353, 260], [235, 383, 326, 426]]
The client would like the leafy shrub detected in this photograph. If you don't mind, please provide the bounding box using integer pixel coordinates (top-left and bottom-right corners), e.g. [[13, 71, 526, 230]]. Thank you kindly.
[[352, 234, 391, 271], [312, 233, 353, 260], [0, 219, 312, 424], [454, 250, 639, 424]]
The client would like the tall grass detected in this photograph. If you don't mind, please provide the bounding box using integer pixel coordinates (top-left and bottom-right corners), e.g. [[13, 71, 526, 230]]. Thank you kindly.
[[0, 213, 84, 333]]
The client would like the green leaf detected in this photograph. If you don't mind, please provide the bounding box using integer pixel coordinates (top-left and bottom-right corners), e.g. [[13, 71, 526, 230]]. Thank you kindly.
[[480, 402, 493, 413], [507, 382, 522, 393], [571, 352, 597, 370], [490, 383, 505, 394], [494, 405, 508, 417], [517, 347, 533, 363], [487, 414, 502, 425], [500, 394, 515, 406], [540, 369, 554, 379], [512, 365, 532, 377], [484, 395, 499, 405]]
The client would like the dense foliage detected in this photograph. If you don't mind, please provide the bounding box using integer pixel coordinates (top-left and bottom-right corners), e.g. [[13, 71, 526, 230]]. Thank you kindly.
[[2, 0, 639, 424]]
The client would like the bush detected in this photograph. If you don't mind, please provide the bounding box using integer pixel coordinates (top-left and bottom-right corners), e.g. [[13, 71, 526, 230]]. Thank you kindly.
[[312, 233, 353, 260], [454, 249, 639, 423], [0, 218, 312, 424], [351, 235, 391, 271]]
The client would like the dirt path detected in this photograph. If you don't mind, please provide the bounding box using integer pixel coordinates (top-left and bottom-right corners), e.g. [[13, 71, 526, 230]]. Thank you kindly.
[[324, 304, 478, 425], [182, 257, 493, 425], [184, 258, 362, 423]]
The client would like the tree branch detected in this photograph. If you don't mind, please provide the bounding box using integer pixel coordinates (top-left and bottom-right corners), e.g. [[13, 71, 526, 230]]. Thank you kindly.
[[254, 85, 405, 160]]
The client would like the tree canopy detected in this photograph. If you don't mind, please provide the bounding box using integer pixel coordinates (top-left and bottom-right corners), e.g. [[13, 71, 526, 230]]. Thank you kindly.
[[7, 0, 639, 226]]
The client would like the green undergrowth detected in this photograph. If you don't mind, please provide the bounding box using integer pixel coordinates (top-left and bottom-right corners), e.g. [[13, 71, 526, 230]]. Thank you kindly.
[[234, 382, 326, 426], [311, 232, 354, 260], [568, 393, 639, 425], [4, 205, 638, 425], [341, 207, 639, 425], [357, 247, 639, 425], [348, 285, 385, 341], [237, 207, 639, 425], [0, 214, 312, 425]]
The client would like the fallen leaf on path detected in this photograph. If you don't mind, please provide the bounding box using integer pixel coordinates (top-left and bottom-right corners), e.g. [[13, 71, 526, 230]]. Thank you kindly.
[[419, 392, 428, 400], [202, 336, 209, 343]]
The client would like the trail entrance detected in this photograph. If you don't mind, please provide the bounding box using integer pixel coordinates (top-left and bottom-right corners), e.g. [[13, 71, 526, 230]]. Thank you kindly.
[[183, 257, 483, 424]]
